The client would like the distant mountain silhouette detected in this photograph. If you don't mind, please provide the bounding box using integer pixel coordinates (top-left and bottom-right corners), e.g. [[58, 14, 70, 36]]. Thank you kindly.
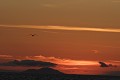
[[0, 60, 57, 67], [23, 67, 64, 74]]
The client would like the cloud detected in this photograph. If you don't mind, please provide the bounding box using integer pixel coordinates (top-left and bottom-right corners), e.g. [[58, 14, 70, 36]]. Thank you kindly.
[[0, 55, 14, 63], [99, 62, 109, 67], [98, 61, 117, 67], [26, 55, 98, 66], [109, 60, 120, 65], [91, 50, 99, 54], [111, 60, 120, 63], [42, 30, 59, 34], [0, 60, 57, 67], [0, 55, 13, 59], [1, 25, 120, 33]]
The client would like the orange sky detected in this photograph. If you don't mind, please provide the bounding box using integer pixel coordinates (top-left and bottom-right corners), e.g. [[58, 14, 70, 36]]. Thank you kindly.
[[0, 0, 120, 74], [0, 26, 120, 64]]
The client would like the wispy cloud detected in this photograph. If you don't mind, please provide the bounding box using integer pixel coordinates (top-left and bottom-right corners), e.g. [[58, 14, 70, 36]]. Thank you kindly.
[[1, 25, 120, 33], [42, 30, 59, 34], [0, 55, 98, 66], [91, 50, 99, 54], [25, 55, 98, 66], [0, 55, 13, 59], [109, 60, 120, 63]]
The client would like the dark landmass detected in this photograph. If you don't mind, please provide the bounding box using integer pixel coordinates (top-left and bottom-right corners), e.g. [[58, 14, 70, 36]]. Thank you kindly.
[[23, 67, 64, 74], [0, 67, 120, 80], [0, 60, 57, 67]]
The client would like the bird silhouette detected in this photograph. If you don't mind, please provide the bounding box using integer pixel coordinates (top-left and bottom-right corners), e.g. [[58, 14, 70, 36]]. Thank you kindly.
[[29, 34, 38, 37]]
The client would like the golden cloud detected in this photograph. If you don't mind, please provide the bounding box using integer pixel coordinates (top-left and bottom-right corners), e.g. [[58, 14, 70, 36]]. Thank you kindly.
[[25, 55, 98, 66], [1, 25, 120, 33], [0, 55, 12, 58], [0, 55, 13, 59]]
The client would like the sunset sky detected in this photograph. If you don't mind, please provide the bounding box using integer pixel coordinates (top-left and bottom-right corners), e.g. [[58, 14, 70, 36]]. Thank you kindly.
[[0, 0, 120, 75]]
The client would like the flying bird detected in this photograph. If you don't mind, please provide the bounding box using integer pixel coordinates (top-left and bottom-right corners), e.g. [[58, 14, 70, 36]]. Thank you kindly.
[[29, 34, 38, 37]]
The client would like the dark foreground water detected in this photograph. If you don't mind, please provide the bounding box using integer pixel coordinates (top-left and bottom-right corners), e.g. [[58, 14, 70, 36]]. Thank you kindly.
[[0, 72, 120, 80]]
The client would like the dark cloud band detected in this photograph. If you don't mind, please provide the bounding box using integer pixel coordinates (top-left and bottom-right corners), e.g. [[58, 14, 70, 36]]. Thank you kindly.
[[0, 60, 57, 67]]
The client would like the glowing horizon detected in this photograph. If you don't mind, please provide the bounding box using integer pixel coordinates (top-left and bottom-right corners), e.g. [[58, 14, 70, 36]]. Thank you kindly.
[[33, 55, 98, 66], [0, 54, 98, 66]]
